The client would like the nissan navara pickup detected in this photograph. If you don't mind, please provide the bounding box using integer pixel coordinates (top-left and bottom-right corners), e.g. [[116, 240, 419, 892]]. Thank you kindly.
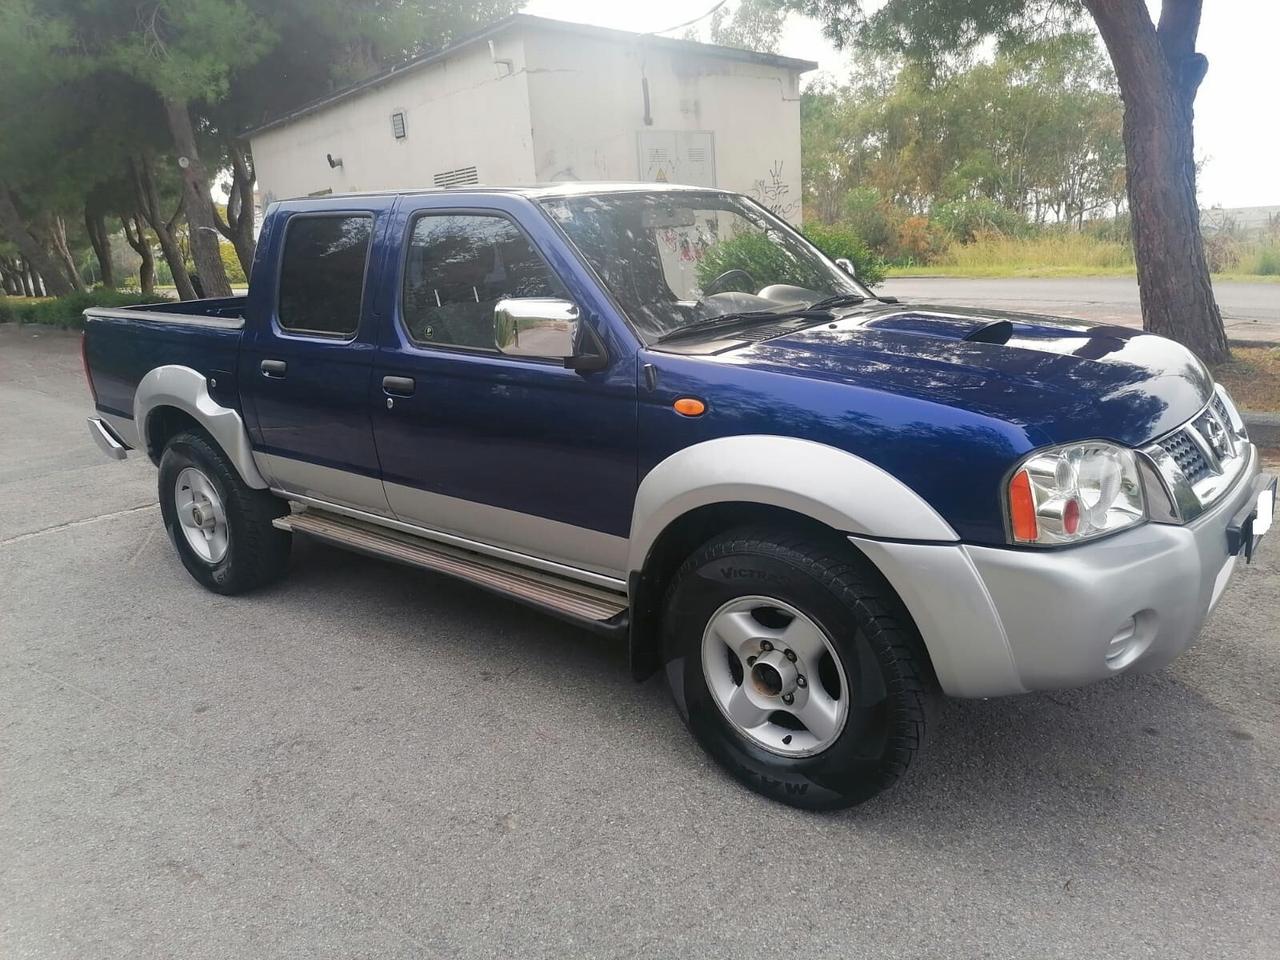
[[82, 184, 1275, 809]]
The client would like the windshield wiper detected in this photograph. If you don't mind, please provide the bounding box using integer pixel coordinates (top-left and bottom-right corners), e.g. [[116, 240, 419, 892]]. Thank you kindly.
[[655, 309, 829, 344], [806, 293, 869, 311]]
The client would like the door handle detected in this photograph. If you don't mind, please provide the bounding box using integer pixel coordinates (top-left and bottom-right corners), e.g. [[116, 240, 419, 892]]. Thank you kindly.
[[382, 376, 416, 397], [260, 359, 287, 378]]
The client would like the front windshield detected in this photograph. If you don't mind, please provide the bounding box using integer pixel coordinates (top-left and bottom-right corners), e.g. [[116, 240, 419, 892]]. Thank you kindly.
[[540, 191, 867, 343]]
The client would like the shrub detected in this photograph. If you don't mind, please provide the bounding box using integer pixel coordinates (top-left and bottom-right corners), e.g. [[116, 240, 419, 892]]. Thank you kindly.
[[840, 186, 902, 255], [895, 215, 950, 265], [6, 289, 170, 330], [933, 198, 1031, 242], [695, 232, 827, 293], [1203, 233, 1240, 274], [800, 222, 886, 286], [1238, 240, 1280, 277], [221, 243, 247, 285]]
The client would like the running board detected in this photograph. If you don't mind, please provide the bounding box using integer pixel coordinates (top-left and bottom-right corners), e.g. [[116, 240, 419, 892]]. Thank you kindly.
[[274, 509, 629, 628]]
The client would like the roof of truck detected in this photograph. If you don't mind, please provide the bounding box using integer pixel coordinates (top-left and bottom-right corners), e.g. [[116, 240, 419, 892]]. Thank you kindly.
[[279, 182, 734, 204]]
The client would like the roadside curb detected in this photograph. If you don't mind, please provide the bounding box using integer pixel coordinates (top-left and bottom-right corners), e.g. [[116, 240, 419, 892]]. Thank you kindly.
[[1244, 412, 1280, 447]]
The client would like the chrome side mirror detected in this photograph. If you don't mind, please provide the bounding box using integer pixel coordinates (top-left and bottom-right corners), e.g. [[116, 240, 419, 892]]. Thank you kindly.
[[495, 298, 580, 361], [834, 257, 858, 278]]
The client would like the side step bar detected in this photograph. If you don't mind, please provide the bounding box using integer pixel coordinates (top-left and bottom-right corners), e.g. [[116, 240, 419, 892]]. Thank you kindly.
[[274, 509, 629, 630]]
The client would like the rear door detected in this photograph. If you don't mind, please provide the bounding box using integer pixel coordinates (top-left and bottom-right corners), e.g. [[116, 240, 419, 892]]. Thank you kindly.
[[239, 199, 394, 515], [368, 193, 638, 579]]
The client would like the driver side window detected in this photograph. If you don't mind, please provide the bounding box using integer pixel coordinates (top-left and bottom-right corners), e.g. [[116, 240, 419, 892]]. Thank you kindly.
[[401, 213, 567, 350]]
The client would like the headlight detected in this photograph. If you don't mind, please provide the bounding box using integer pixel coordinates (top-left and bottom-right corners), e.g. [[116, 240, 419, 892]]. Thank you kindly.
[[1007, 441, 1146, 545]]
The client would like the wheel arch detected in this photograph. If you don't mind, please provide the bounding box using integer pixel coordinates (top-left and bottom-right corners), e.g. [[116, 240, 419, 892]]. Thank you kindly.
[[135, 365, 268, 489], [625, 436, 958, 680]]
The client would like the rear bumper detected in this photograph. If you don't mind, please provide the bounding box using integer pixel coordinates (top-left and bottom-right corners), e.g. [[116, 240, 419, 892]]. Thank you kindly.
[[852, 445, 1270, 698], [87, 416, 129, 461]]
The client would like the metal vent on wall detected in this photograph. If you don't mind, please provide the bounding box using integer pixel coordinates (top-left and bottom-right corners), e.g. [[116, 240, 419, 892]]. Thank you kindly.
[[433, 166, 479, 187]]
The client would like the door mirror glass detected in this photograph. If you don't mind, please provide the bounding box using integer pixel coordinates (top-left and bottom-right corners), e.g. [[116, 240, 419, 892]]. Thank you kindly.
[[495, 298, 580, 361], [834, 257, 857, 278]]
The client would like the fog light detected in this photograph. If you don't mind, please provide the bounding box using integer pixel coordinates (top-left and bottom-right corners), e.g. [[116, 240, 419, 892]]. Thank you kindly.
[[1104, 616, 1142, 669]]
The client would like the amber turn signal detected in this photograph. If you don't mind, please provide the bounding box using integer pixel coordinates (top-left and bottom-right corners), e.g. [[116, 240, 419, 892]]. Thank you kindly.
[[1008, 468, 1039, 542], [673, 397, 706, 417]]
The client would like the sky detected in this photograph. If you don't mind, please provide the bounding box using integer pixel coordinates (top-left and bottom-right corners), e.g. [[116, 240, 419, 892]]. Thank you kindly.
[[522, 0, 1279, 209]]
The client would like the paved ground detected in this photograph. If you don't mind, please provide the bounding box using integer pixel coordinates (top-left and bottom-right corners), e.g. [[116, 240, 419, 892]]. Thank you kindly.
[[3, 322, 1279, 959], [883, 276, 1280, 343]]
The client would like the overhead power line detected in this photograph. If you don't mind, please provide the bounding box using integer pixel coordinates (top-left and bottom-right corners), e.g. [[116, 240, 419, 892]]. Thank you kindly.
[[648, 0, 731, 36]]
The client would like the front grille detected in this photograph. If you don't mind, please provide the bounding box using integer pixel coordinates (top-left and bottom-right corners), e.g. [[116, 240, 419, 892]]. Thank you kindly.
[[1146, 387, 1250, 521], [1159, 430, 1213, 485]]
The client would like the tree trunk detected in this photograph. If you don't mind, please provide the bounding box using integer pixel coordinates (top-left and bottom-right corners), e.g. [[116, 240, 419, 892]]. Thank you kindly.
[[0, 182, 75, 296], [163, 99, 231, 297], [44, 215, 88, 293], [120, 213, 156, 295], [1085, 0, 1228, 364], [0, 257, 18, 295], [130, 155, 196, 301], [85, 206, 116, 288], [214, 138, 257, 275]]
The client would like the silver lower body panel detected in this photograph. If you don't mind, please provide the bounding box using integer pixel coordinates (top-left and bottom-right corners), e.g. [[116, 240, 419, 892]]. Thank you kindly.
[[854, 445, 1265, 698]]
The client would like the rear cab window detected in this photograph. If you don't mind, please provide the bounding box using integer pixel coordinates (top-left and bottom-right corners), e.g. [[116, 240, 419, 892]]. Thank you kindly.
[[277, 214, 374, 338]]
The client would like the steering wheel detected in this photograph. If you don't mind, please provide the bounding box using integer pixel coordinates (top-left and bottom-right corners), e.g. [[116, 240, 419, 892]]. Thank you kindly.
[[702, 269, 757, 297]]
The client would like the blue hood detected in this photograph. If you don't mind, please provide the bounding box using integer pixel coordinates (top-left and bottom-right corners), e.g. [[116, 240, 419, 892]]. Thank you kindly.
[[725, 305, 1213, 447], [642, 305, 1215, 545]]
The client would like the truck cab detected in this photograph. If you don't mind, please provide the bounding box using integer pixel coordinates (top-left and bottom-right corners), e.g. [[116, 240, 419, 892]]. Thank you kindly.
[[83, 183, 1275, 810]]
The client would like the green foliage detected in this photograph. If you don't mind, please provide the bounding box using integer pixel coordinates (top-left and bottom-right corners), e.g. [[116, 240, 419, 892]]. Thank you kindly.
[[688, 0, 786, 53], [801, 33, 1124, 229], [220, 242, 246, 284], [0, 289, 167, 329], [800, 222, 886, 285], [932, 197, 1032, 242], [695, 233, 825, 292]]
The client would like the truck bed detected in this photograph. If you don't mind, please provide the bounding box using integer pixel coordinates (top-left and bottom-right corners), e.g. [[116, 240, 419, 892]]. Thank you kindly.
[[83, 296, 247, 423]]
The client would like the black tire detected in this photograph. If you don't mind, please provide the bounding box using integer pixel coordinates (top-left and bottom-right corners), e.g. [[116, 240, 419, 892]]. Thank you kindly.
[[158, 430, 291, 595], [662, 526, 937, 810]]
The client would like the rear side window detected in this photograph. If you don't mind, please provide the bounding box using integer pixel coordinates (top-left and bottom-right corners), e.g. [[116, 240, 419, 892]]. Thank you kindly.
[[402, 213, 567, 349], [277, 214, 374, 336]]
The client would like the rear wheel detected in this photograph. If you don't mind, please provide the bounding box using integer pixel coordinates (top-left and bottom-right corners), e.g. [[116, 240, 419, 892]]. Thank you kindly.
[[662, 526, 936, 810], [158, 431, 291, 594]]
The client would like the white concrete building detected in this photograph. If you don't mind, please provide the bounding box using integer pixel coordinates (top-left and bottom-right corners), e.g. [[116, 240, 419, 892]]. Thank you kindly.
[[246, 15, 815, 222]]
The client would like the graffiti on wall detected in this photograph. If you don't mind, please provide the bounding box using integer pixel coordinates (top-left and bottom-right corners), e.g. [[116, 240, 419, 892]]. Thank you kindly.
[[750, 160, 798, 221]]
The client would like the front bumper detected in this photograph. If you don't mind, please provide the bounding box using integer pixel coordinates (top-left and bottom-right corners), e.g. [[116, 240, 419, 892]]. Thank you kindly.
[[851, 445, 1271, 698]]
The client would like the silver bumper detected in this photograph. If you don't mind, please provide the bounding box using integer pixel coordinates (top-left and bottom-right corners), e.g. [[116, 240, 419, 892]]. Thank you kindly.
[[852, 445, 1269, 698], [87, 416, 129, 461]]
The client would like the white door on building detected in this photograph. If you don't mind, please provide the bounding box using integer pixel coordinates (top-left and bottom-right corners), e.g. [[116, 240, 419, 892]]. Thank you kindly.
[[637, 131, 716, 188]]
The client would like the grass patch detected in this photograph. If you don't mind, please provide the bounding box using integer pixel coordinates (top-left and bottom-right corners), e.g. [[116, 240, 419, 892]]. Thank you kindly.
[[883, 232, 1280, 281], [1211, 347, 1280, 413], [919, 231, 1134, 277]]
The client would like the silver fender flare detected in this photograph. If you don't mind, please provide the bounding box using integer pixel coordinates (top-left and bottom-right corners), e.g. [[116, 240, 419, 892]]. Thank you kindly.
[[134, 365, 268, 489], [627, 435, 957, 574]]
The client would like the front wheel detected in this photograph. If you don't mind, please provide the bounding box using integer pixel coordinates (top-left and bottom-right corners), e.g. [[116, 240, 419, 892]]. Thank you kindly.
[[158, 430, 291, 595], [662, 527, 937, 810]]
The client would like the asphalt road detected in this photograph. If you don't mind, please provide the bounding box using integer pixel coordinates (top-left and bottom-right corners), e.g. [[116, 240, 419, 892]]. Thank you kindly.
[[3, 322, 1279, 959], [883, 275, 1280, 343]]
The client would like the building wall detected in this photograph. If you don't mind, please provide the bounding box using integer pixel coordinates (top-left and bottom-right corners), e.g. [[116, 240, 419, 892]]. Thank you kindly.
[[250, 35, 536, 203], [523, 31, 805, 222], [249, 26, 806, 225]]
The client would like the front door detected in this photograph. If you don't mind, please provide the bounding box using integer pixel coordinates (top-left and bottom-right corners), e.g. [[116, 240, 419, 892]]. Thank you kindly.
[[240, 201, 393, 515], [369, 195, 637, 579]]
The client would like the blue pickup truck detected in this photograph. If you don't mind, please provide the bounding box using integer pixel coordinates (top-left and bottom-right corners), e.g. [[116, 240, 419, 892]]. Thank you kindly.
[[83, 183, 1274, 809]]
